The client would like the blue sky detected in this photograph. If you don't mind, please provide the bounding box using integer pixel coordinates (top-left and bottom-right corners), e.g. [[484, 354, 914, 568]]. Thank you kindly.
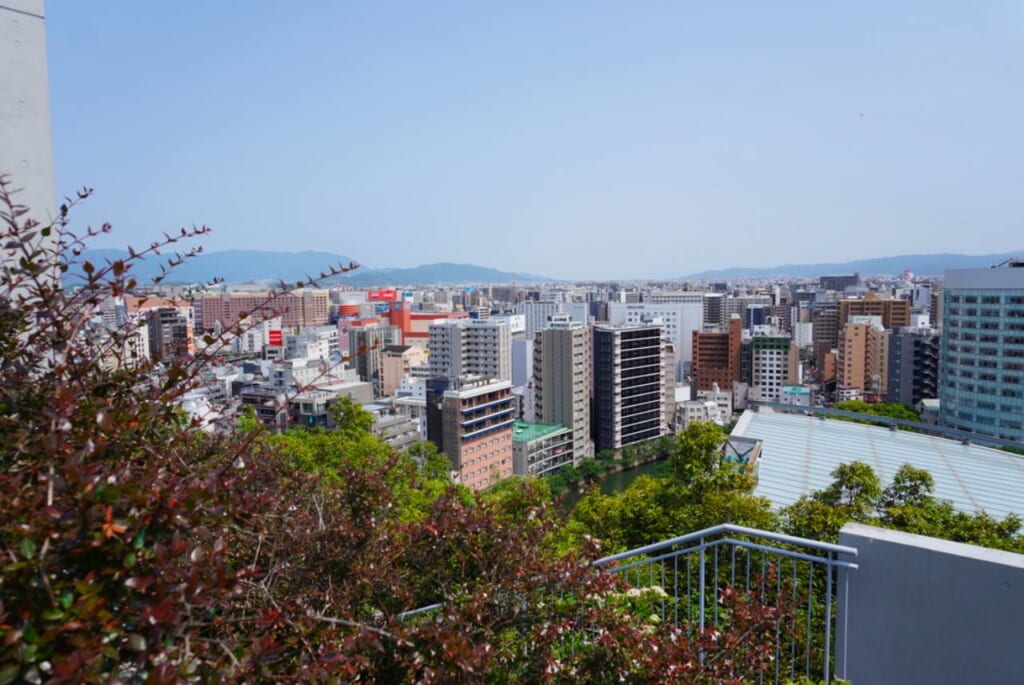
[[46, 1, 1024, 279]]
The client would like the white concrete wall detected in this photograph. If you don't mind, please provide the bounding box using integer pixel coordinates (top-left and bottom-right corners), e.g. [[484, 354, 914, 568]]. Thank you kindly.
[[1, 0, 54, 226]]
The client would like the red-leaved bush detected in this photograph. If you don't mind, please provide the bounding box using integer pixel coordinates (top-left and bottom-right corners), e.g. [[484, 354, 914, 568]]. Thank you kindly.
[[0, 175, 798, 683]]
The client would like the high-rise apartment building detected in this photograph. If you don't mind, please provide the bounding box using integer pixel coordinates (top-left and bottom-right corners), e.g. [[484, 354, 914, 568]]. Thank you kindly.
[[426, 377, 515, 490], [146, 305, 195, 361], [692, 317, 743, 391], [592, 324, 667, 452], [811, 303, 840, 374], [702, 293, 724, 327], [750, 335, 799, 402], [838, 294, 910, 335], [887, 329, 940, 406], [837, 320, 889, 397], [428, 319, 512, 383], [940, 263, 1024, 442], [348, 322, 401, 391], [608, 299, 702, 379], [533, 316, 593, 463]]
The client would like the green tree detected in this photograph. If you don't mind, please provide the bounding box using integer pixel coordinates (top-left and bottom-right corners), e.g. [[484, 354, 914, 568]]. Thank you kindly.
[[879, 463, 934, 510], [670, 420, 726, 484], [578, 458, 604, 482], [815, 461, 881, 512]]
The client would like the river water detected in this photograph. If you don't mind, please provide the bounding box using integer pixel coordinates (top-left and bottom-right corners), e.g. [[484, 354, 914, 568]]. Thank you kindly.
[[558, 458, 670, 513]]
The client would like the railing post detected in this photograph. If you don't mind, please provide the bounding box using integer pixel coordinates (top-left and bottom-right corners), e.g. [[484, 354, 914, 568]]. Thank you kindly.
[[824, 552, 833, 683], [698, 537, 706, 633]]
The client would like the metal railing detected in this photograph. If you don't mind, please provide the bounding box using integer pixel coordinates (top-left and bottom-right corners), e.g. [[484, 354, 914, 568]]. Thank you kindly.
[[592, 524, 858, 684]]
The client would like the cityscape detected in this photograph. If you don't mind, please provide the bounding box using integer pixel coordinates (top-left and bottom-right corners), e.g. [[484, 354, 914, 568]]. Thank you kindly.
[[3, 2, 1024, 683]]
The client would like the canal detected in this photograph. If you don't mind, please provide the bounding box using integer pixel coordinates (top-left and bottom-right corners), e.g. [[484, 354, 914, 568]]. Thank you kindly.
[[558, 458, 670, 513]]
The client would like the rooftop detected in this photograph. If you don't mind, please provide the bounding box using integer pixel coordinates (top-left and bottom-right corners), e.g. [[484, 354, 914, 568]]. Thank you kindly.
[[512, 421, 569, 443], [732, 409, 1024, 519]]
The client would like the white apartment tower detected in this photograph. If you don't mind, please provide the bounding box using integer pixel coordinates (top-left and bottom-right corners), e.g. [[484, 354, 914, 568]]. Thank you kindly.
[[428, 319, 512, 383]]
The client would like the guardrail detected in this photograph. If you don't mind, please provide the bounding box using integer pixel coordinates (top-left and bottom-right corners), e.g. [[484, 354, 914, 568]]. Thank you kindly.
[[593, 524, 858, 684]]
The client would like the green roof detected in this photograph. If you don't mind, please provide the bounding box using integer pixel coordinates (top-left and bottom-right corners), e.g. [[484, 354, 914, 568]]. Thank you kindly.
[[512, 421, 568, 443]]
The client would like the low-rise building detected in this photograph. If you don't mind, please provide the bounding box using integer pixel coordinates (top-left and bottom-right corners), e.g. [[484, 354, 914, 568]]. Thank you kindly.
[[511, 421, 574, 477]]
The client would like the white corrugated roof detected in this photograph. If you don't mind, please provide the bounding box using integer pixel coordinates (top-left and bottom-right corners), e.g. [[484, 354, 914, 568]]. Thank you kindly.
[[732, 410, 1024, 519]]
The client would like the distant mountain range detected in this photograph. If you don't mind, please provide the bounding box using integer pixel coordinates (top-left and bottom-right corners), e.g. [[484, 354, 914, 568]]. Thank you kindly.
[[70, 249, 552, 286], [684, 250, 1024, 280]]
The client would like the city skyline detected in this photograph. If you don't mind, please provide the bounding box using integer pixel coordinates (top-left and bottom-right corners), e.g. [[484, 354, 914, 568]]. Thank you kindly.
[[46, 1, 1024, 279]]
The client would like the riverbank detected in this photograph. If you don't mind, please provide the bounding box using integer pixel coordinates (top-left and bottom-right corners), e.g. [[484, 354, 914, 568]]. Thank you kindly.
[[555, 456, 670, 513]]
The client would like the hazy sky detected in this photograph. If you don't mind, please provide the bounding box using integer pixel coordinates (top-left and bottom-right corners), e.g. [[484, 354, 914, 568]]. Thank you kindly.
[[46, 1, 1024, 279]]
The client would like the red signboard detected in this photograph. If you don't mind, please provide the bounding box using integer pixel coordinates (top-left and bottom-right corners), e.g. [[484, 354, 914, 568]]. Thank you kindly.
[[268, 330, 283, 346], [367, 289, 397, 302]]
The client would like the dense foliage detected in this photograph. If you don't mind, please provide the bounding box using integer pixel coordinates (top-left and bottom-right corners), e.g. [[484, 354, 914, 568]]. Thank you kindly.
[[832, 400, 920, 423], [0, 179, 803, 683]]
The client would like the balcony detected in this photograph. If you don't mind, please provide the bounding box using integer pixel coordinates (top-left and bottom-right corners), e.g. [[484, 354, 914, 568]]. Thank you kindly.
[[399, 522, 1024, 684]]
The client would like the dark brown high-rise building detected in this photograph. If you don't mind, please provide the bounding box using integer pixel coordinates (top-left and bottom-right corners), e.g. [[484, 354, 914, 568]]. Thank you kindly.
[[692, 316, 743, 391]]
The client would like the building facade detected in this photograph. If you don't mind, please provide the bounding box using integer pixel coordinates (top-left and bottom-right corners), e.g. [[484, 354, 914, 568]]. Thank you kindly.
[[837, 320, 889, 398], [692, 316, 743, 391], [511, 421, 574, 476], [940, 263, 1024, 442], [887, 329, 940, 406], [428, 319, 512, 383], [426, 377, 515, 490], [533, 316, 593, 463], [750, 335, 799, 402], [592, 324, 667, 452], [198, 290, 330, 331]]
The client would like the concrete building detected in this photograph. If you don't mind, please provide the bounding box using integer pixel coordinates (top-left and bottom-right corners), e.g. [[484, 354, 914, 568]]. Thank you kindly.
[[811, 303, 840, 372], [940, 262, 1024, 442], [284, 326, 338, 362], [675, 400, 725, 430], [837, 319, 889, 398], [198, 290, 330, 331], [384, 302, 469, 345], [819, 273, 860, 291], [838, 294, 910, 335], [780, 385, 812, 407], [692, 316, 743, 391], [608, 299, 702, 379], [511, 421, 574, 477], [722, 295, 773, 330], [792, 321, 814, 349], [533, 315, 593, 463], [428, 318, 512, 383], [511, 338, 533, 388], [146, 305, 196, 361], [702, 293, 724, 327], [348, 321, 401, 391], [379, 344, 429, 398], [592, 324, 668, 452], [696, 383, 733, 424], [1, 0, 54, 239], [426, 377, 515, 490], [750, 334, 799, 402], [887, 328, 940, 407], [515, 301, 563, 340]]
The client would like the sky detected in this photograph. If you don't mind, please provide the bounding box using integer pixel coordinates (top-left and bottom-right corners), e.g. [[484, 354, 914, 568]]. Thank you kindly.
[[45, 1, 1024, 280]]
